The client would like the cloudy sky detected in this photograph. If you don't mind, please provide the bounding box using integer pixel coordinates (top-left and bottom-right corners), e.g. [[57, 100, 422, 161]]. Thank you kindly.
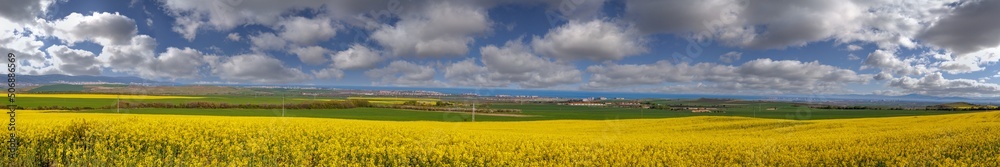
[[2, 0, 1000, 97]]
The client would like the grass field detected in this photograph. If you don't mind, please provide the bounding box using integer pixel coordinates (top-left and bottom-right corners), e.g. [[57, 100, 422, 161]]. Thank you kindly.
[[63, 103, 979, 122], [72, 108, 494, 122], [17, 95, 316, 108], [16, 94, 981, 121], [20, 94, 203, 99], [25, 84, 85, 92], [5, 109, 998, 166]]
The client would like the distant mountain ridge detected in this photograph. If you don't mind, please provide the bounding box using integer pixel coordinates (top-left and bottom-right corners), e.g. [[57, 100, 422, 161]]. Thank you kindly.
[[19, 74, 171, 85]]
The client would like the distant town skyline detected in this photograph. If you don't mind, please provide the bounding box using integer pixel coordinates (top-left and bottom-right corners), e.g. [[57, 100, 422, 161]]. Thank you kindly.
[[3, 0, 1000, 97]]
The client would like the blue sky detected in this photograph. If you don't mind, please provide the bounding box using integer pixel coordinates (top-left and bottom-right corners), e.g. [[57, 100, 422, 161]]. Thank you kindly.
[[2, 0, 1000, 97]]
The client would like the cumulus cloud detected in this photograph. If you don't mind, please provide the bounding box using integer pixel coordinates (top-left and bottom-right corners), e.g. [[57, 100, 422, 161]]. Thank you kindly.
[[206, 54, 310, 83], [918, 0, 1000, 56], [96, 36, 208, 80], [626, 0, 867, 49], [249, 32, 287, 51], [331, 44, 383, 70], [98, 35, 157, 73], [444, 59, 506, 87], [0, 20, 48, 74], [278, 16, 338, 45], [874, 72, 894, 81], [861, 49, 933, 77], [445, 41, 582, 88], [719, 51, 741, 63], [624, 0, 742, 35], [847, 54, 861, 60], [531, 19, 646, 61], [624, 0, 956, 50], [584, 58, 871, 94], [365, 60, 442, 86], [226, 32, 240, 41], [159, 0, 389, 40], [289, 46, 330, 66], [44, 45, 101, 76], [149, 47, 207, 80], [934, 46, 1000, 74], [540, 0, 607, 21], [46, 12, 138, 46], [846, 44, 862, 51], [0, 0, 54, 23], [889, 72, 1000, 97], [312, 68, 344, 79], [371, 2, 490, 57]]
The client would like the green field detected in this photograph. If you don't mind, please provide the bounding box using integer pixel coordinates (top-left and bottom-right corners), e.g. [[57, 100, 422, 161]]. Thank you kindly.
[[22, 94, 986, 121], [26, 84, 85, 92], [53, 103, 978, 122], [18, 95, 335, 108]]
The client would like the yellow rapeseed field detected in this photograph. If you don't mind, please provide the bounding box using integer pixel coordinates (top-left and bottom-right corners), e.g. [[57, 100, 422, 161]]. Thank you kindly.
[[19, 94, 203, 99], [2, 110, 998, 166], [348, 97, 440, 105]]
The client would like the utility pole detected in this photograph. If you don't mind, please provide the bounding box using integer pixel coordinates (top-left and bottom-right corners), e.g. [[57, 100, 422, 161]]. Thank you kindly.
[[472, 100, 476, 122], [281, 95, 285, 117], [117, 94, 120, 113]]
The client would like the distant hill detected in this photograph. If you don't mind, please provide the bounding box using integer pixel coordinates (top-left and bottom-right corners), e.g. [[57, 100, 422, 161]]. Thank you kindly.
[[19, 74, 171, 85], [927, 102, 998, 110]]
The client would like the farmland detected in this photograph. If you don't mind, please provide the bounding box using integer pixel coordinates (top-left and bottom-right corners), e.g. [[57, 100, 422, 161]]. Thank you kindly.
[[19, 94, 984, 121], [4, 109, 999, 166], [8, 93, 999, 165]]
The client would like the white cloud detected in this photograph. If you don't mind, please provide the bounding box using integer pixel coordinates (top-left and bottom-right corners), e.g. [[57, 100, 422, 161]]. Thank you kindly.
[[278, 16, 338, 45], [861, 49, 933, 77], [46, 12, 138, 46], [848, 54, 861, 60], [147, 47, 208, 80], [0, 19, 48, 74], [206, 54, 310, 84], [289, 46, 330, 66], [483, 41, 581, 88], [98, 35, 157, 73], [444, 59, 506, 87], [312, 67, 344, 79], [846, 44, 862, 51], [0, 0, 54, 23], [331, 44, 383, 70], [249, 32, 287, 51], [889, 72, 1000, 97], [718, 51, 741, 63], [624, 0, 957, 51], [584, 58, 871, 94], [371, 2, 490, 57], [94, 35, 209, 80], [918, 0, 1000, 56], [874, 72, 894, 81], [365, 60, 442, 86], [444, 40, 582, 88], [159, 0, 389, 40], [934, 47, 1000, 74], [624, 0, 742, 35], [226, 32, 241, 41], [531, 19, 646, 61], [44, 45, 101, 76]]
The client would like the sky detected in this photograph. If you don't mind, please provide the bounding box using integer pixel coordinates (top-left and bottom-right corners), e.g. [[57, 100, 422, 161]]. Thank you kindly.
[[1, 0, 1000, 97]]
